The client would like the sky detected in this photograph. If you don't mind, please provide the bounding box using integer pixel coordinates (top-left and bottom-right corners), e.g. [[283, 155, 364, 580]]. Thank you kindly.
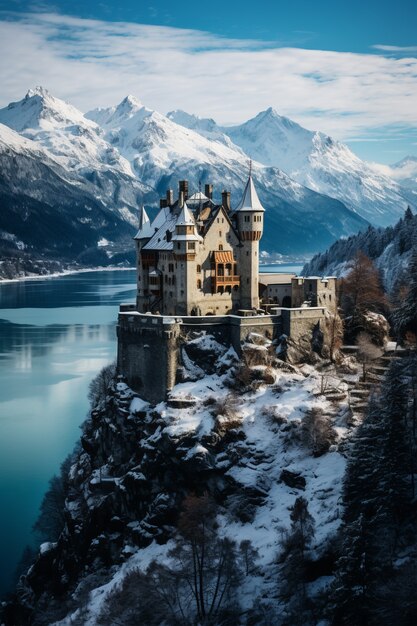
[[0, 0, 416, 163]]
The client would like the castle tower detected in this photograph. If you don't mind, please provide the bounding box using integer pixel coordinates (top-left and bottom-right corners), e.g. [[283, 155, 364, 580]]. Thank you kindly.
[[134, 205, 153, 310], [172, 202, 203, 315], [234, 174, 265, 310]]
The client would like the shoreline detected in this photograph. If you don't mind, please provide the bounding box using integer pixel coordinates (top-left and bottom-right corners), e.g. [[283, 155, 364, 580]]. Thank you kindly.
[[0, 265, 135, 285]]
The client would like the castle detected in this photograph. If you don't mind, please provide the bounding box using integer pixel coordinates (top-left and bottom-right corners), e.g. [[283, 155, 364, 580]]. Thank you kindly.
[[117, 174, 337, 403], [135, 176, 264, 316]]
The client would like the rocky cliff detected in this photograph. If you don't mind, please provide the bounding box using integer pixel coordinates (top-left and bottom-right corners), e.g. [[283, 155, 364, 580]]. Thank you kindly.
[[2, 332, 360, 625]]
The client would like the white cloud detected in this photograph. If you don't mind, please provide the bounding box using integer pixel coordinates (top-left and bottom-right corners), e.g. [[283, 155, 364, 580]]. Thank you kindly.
[[0, 11, 417, 142], [372, 44, 417, 53]]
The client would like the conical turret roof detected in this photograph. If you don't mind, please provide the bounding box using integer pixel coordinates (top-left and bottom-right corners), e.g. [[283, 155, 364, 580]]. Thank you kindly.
[[234, 175, 265, 213], [175, 201, 195, 226], [134, 205, 154, 239]]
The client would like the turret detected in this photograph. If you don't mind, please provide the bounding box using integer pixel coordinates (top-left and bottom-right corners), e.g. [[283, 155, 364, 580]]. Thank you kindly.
[[234, 174, 265, 310], [172, 202, 203, 315], [134, 205, 154, 311]]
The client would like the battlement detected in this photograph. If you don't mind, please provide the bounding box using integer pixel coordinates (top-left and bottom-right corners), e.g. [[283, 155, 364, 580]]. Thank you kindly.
[[117, 306, 329, 403]]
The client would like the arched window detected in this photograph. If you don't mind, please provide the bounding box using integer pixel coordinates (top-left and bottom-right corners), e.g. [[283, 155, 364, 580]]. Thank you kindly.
[[219, 244, 223, 251], [197, 279, 202, 289], [196, 264, 201, 273]]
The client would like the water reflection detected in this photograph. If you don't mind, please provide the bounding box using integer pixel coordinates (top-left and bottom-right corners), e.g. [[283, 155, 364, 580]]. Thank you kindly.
[[0, 270, 136, 597]]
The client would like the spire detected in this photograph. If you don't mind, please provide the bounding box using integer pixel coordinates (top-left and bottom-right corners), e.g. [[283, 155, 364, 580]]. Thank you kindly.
[[234, 173, 265, 213], [175, 201, 195, 226], [134, 205, 153, 239]]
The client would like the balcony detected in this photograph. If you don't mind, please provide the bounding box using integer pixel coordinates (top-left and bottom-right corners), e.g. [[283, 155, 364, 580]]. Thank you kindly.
[[212, 274, 240, 291]]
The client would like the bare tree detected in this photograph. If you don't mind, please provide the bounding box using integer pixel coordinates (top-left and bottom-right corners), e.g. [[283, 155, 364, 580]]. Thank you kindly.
[[356, 332, 383, 381], [88, 361, 116, 407], [302, 408, 336, 457]]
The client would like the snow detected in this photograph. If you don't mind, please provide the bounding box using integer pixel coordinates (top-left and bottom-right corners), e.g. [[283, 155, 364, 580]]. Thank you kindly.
[[39, 542, 57, 555], [129, 397, 149, 413]]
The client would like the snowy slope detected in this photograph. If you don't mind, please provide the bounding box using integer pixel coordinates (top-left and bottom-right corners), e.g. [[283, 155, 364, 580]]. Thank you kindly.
[[169, 107, 414, 227], [0, 88, 149, 226], [37, 333, 354, 626], [0, 123, 135, 264]]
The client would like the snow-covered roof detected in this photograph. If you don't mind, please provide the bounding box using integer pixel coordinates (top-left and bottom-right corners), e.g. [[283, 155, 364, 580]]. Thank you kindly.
[[186, 191, 210, 206], [134, 205, 153, 240], [175, 202, 195, 226], [234, 175, 265, 213], [142, 213, 177, 251]]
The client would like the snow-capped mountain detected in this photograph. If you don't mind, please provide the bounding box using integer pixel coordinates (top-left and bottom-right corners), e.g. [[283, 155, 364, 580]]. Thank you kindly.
[[169, 107, 414, 227], [0, 122, 135, 270], [86, 97, 367, 254], [2, 89, 366, 256], [0, 88, 149, 227]]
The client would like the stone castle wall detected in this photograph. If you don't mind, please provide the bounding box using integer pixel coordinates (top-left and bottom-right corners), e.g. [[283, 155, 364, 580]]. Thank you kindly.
[[117, 305, 329, 404]]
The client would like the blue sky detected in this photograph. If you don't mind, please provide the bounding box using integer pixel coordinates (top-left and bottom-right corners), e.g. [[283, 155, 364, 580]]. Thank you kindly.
[[0, 0, 416, 163]]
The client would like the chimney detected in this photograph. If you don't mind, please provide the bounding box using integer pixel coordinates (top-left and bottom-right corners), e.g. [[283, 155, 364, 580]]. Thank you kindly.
[[222, 190, 231, 211], [160, 198, 168, 209], [179, 180, 189, 201], [205, 183, 213, 199], [166, 189, 174, 205]]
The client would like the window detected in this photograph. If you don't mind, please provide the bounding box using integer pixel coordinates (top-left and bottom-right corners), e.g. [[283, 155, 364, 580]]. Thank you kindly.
[[168, 263, 174, 272], [177, 243, 181, 250], [197, 264, 201, 273], [219, 231, 222, 237], [219, 244, 223, 251], [188, 242, 195, 251], [197, 279, 202, 289]]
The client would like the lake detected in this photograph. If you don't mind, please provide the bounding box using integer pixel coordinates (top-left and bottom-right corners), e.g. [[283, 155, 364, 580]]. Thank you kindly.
[[0, 270, 137, 597], [0, 263, 303, 597]]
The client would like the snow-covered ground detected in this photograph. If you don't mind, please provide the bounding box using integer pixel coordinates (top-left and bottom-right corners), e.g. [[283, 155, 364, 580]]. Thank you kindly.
[[53, 334, 355, 625]]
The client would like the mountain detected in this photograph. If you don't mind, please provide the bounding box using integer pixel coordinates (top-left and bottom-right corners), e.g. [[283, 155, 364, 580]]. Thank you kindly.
[[0, 87, 367, 276], [0, 123, 135, 277], [169, 107, 414, 227], [87, 98, 367, 255], [372, 155, 417, 194], [0, 88, 149, 228]]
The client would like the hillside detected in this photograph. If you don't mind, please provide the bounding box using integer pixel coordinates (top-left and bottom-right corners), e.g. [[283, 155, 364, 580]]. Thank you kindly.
[[0, 124, 136, 278], [302, 208, 417, 293], [3, 329, 417, 626]]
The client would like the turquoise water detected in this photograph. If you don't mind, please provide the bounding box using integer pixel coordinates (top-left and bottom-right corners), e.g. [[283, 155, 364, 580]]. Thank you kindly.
[[259, 262, 303, 274], [0, 270, 137, 597]]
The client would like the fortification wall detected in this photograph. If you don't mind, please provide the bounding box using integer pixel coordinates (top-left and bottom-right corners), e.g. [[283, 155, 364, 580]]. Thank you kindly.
[[117, 306, 328, 404], [117, 312, 180, 404], [281, 307, 327, 342]]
